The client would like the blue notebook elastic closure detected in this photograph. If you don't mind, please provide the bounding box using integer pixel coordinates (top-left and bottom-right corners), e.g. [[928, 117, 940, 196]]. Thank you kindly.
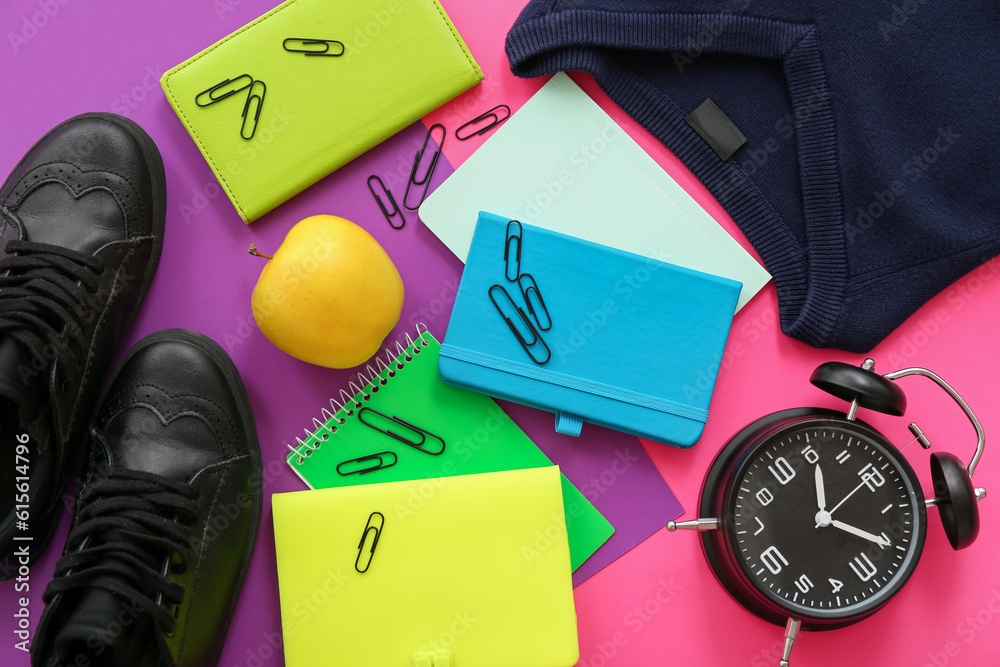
[[439, 212, 742, 447]]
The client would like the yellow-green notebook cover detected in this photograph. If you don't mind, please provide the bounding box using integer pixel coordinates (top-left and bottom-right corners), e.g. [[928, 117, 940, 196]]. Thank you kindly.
[[272, 467, 580, 666], [161, 0, 482, 223]]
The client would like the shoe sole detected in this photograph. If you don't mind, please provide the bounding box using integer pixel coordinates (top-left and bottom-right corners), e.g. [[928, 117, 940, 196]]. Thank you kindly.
[[98, 329, 263, 667], [0, 113, 168, 578]]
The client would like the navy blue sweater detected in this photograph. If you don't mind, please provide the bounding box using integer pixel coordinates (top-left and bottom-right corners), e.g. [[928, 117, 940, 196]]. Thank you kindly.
[[507, 0, 1000, 352]]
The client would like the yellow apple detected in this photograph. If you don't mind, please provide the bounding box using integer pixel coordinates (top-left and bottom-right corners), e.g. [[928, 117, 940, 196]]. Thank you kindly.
[[250, 215, 404, 368]]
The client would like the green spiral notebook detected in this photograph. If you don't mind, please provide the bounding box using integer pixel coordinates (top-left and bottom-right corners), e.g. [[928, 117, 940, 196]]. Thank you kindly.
[[285, 326, 613, 571]]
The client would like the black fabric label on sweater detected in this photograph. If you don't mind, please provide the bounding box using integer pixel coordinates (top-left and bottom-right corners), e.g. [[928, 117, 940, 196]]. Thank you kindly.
[[685, 99, 748, 162]]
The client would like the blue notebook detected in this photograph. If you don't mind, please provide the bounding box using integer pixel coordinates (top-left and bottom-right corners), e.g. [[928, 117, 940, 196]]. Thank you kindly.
[[439, 212, 741, 447]]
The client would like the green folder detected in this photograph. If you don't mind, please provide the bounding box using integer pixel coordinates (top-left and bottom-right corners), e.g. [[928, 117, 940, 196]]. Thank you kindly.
[[286, 328, 614, 571]]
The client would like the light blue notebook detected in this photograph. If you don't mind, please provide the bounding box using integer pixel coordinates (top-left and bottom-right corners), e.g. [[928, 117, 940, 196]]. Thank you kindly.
[[420, 72, 770, 312], [439, 212, 741, 447]]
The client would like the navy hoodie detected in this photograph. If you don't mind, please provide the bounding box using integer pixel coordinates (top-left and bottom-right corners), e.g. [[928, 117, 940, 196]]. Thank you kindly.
[[507, 0, 1000, 352]]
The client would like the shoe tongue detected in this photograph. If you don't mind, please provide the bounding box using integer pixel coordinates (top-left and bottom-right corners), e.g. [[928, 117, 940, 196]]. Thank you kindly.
[[55, 589, 156, 666], [0, 337, 47, 424]]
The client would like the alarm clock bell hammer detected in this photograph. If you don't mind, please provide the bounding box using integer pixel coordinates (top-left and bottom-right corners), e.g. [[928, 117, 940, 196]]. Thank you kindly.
[[668, 358, 987, 666]]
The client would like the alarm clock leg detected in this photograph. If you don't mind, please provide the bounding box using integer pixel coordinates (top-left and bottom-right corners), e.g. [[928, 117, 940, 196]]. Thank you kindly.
[[778, 617, 801, 667]]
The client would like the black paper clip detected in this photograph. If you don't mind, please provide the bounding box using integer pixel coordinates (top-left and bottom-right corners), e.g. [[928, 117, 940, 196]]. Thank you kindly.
[[504, 220, 522, 281], [358, 407, 446, 456], [240, 80, 266, 140], [402, 123, 446, 210], [283, 38, 345, 56], [336, 451, 398, 476], [367, 175, 405, 230], [517, 273, 552, 331], [195, 74, 254, 107], [355, 512, 384, 574], [488, 284, 551, 364], [456, 104, 511, 141]]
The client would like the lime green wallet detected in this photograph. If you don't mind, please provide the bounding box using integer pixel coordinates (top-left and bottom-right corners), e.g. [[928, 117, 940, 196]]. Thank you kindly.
[[161, 0, 483, 223]]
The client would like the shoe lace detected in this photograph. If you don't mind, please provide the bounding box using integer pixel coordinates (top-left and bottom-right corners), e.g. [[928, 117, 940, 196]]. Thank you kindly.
[[0, 240, 103, 364], [43, 467, 201, 635]]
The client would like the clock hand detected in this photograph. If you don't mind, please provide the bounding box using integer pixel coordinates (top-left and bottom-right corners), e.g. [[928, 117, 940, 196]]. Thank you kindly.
[[816, 474, 868, 528], [827, 478, 869, 517], [815, 464, 826, 511], [831, 519, 890, 547]]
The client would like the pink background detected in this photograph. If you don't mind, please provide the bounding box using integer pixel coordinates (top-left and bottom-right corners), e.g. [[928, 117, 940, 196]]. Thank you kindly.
[[2, 1, 998, 666]]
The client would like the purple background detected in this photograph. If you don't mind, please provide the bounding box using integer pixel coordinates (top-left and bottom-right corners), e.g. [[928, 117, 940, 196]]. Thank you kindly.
[[0, 1, 680, 665], [500, 402, 681, 588]]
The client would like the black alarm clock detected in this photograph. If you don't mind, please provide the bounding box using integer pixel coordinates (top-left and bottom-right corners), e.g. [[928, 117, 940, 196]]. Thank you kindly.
[[668, 359, 987, 666]]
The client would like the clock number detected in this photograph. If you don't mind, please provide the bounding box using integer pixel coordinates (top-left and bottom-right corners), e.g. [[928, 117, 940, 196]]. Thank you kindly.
[[755, 487, 774, 506], [801, 445, 819, 464], [829, 578, 844, 594], [753, 516, 765, 536], [850, 552, 878, 582], [760, 545, 788, 575], [794, 574, 814, 594], [858, 463, 885, 491], [768, 457, 796, 485]]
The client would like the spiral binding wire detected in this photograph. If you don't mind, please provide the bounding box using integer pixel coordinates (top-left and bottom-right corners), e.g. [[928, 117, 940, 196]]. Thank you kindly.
[[286, 323, 430, 465]]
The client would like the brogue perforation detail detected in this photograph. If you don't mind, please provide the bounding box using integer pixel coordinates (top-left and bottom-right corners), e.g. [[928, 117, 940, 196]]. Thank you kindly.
[[7, 162, 144, 238]]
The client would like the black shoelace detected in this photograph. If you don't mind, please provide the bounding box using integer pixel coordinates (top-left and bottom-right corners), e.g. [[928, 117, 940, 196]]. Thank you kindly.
[[0, 240, 103, 364], [43, 467, 201, 635]]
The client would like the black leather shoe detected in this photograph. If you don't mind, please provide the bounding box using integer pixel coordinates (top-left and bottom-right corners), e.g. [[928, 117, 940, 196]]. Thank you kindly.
[[31, 330, 263, 667], [0, 113, 165, 577]]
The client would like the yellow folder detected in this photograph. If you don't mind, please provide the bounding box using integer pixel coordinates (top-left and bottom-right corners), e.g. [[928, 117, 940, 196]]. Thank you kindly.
[[272, 467, 580, 666]]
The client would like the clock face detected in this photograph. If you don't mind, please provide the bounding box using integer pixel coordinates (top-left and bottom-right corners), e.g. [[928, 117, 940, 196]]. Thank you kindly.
[[727, 421, 926, 620]]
